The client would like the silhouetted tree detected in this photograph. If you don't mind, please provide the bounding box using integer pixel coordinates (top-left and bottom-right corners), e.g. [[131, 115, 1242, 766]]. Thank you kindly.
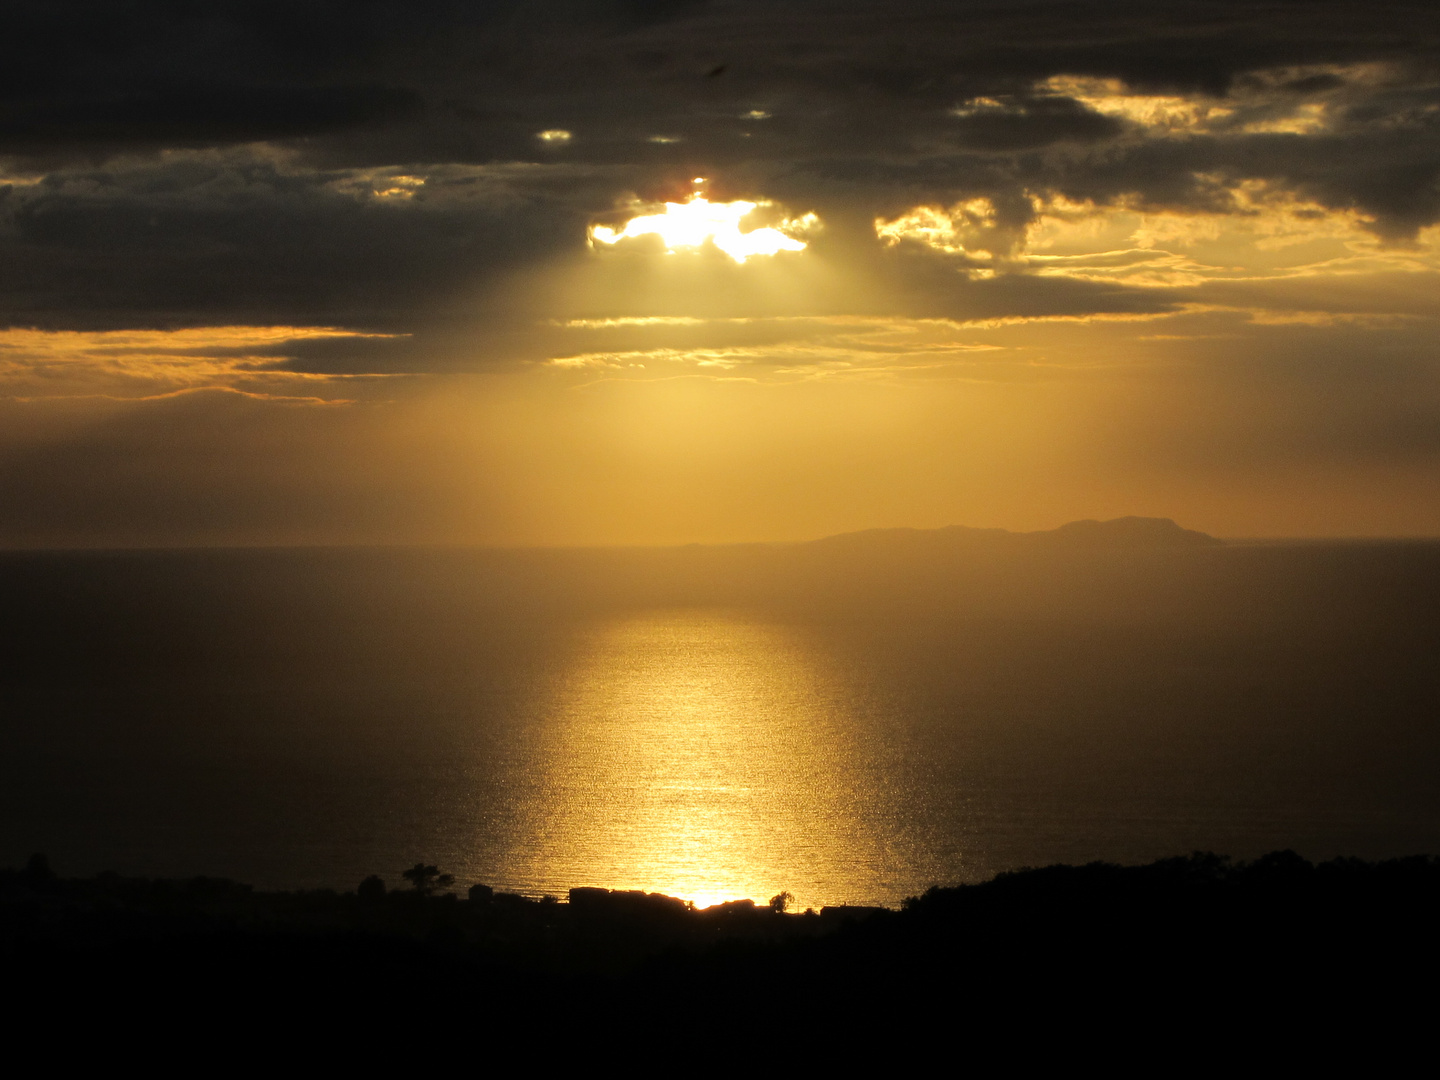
[[401, 863, 454, 896], [769, 891, 794, 914], [357, 875, 386, 902], [467, 883, 493, 903]]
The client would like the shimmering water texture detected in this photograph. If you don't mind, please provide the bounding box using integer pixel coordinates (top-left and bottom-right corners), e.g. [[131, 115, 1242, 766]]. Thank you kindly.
[[1, 542, 1437, 908], [504, 613, 895, 909]]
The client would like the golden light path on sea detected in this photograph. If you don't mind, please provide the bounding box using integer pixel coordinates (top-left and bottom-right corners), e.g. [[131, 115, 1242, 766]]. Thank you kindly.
[[499, 611, 892, 910]]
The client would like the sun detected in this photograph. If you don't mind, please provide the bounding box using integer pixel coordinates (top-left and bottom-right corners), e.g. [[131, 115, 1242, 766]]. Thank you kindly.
[[591, 182, 817, 263]]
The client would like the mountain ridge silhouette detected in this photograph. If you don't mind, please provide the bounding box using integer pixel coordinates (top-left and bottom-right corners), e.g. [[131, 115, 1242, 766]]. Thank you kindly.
[[804, 516, 1220, 551]]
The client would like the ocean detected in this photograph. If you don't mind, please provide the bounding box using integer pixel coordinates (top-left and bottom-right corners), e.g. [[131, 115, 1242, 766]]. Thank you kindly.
[[1, 537, 1436, 910]]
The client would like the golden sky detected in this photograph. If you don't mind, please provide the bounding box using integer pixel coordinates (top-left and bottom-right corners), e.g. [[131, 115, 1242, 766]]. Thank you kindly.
[[2, 3, 1438, 545]]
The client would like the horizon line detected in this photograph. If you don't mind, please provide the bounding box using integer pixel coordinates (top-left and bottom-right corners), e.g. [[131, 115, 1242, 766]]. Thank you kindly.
[[3, 523, 1440, 555]]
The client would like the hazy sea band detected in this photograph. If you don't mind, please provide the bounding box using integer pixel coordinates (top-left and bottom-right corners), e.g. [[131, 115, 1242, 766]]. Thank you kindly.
[[1, 532, 1437, 909]]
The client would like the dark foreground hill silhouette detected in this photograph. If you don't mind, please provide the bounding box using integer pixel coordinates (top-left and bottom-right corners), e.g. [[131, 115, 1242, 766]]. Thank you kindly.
[[4, 851, 1435, 1062]]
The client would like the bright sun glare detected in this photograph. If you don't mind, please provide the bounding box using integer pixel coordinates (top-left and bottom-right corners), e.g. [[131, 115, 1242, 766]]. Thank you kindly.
[[591, 183, 815, 263]]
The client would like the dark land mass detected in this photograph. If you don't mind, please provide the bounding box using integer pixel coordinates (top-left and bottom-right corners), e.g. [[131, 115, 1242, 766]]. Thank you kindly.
[[5, 850, 1436, 1058]]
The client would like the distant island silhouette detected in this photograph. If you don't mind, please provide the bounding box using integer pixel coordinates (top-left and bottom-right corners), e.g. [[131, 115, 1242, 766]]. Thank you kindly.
[[804, 515, 1222, 552], [501, 514, 1239, 614]]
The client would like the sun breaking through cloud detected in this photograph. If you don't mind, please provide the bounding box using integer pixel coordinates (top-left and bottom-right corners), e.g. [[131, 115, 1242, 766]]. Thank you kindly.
[[591, 187, 817, 263]]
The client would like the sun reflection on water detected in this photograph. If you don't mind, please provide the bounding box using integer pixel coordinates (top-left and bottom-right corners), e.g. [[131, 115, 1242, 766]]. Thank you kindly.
[[500, 611, 890, 910]]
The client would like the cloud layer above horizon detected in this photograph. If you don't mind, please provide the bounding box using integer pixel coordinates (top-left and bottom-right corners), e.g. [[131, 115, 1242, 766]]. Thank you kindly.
[[3, 0, 1439, 545]]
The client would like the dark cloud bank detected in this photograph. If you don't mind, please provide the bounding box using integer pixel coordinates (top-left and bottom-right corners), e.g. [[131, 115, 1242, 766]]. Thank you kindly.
[[5, 0, 1440, 334]]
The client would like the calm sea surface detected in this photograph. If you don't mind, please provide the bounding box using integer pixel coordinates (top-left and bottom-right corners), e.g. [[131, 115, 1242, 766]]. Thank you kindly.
[[1, 543, 1437, 909]]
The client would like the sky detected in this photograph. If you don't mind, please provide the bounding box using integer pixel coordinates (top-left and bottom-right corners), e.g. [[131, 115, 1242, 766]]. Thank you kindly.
[[3, 0, 1439, 546]]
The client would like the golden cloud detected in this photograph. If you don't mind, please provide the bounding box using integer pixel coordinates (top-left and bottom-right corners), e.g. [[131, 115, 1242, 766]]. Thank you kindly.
[[0, 326, 401, 401]]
